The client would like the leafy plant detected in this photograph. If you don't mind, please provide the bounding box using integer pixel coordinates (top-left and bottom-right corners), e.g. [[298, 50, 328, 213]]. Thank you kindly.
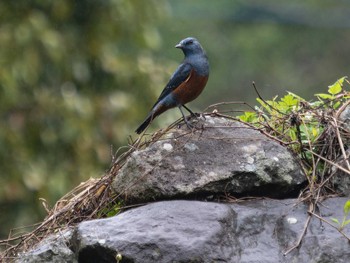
[[315, 76, 347, 109], [97, 201, 123, 218], [238, 76, 349, 159], [331, 200, 350, 231], [237, 77, 350, 254]]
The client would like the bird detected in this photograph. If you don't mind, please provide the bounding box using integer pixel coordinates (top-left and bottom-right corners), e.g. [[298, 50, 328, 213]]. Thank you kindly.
[[135, 37, 209, 134]]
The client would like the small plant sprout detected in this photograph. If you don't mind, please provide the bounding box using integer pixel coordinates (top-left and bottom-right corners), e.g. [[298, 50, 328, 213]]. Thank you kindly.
[[115, 252, 122, 262], [331, 200, 350, 231]]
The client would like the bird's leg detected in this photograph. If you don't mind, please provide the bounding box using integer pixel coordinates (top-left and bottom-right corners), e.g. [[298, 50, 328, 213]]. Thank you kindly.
[[178, 105, 194, 129], [183, 105, 195, 116], [183, 105, 200, 118]]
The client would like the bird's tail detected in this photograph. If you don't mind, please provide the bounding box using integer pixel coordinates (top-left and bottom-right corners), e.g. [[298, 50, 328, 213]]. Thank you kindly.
[[135, 113, 153, 134], [135, 103, 169, 134]]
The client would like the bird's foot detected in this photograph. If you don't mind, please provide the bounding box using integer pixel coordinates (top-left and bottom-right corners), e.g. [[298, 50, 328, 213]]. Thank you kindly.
[[181, 116, 202, 132], [177, 107, 206, 131], [188, 112, 207, 122], [184, 118, 194, 130], [189, 112, 201, 118]]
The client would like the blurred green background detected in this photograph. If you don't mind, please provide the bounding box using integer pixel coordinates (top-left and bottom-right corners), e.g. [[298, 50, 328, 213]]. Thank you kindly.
[[1, 0, 350, 239]]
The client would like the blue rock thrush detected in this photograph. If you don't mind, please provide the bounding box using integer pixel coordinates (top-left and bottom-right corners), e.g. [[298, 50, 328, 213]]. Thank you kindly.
[[135, 37, 209, 134]]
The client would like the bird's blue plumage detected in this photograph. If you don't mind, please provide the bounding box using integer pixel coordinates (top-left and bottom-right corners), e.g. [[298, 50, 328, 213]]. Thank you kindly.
[[135, 37, 209, 134], [154, 63, 192, 106]]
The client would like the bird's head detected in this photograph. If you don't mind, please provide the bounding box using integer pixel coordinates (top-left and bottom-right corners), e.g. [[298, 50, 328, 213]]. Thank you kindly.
[[175, 37, 204, 56]]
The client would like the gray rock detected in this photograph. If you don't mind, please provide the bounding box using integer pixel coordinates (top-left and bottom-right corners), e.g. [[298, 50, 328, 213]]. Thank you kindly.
[[75, 201, 238, 263], [20, 198, 350, 263], [17, 229, 76, 263], [332, 165, 350, 196], [113, 116, 306, 202], [339, 104, 350, 132]]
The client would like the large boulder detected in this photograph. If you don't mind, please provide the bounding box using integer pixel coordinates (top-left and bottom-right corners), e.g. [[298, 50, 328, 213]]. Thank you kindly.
[[113, 116, 306, 202], [18, 198, 350, 263]]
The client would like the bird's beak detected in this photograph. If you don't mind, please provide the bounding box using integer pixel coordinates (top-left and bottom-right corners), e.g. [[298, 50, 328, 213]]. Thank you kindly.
[[175, 43, 182, 49]]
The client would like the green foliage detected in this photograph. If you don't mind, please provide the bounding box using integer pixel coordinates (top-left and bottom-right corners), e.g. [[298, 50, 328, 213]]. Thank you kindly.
[[97, 201, 123, 218], [238, 77, 348, 156], [238, 111, 258, 123], [0, 0, 169, 239], [315, 76, 348, 108], [331, 200, 350, 231]]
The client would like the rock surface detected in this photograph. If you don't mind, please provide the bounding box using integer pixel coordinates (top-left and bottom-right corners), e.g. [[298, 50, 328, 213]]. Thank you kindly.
[[331, 148, 350, 196], [19, 198, 350, 263], [18, 229, 75, 263], [17, 116, 350, 263], [113, 116, 306, 202]]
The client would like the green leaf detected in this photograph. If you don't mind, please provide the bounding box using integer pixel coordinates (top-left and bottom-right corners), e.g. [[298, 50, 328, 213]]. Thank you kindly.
[[287, 91, 306, 101], [281, 94, 298, 107], [343, 200, 350, 215], [331, 218, 340, 225], [288, 128, 297, 141], [311, 127, 319, 140], [343, 219, 350, 227], [310, 101, 324, 107], [106, 209, 117, 217], [333, 101, 341, 109], [239, 112, 257, 123], [256, 98, 272, 113], [315, 93, 333, 99], [328, 76, 347, 95]]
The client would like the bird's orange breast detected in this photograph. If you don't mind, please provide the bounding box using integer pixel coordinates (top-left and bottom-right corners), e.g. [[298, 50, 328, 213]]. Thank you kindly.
[[172, 69, 208, 105]]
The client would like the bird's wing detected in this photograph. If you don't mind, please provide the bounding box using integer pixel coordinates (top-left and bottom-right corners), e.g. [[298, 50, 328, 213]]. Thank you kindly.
[[155, 62, 193, 104]]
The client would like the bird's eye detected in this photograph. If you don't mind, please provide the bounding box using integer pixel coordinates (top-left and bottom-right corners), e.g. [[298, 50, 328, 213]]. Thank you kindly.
[[187, 40, 193, 45]]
